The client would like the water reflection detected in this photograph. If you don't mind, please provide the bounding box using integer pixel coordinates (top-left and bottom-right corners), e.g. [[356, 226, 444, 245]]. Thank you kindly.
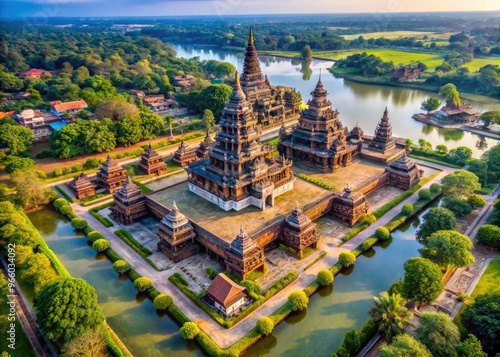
[[173, 44, 499, 158]]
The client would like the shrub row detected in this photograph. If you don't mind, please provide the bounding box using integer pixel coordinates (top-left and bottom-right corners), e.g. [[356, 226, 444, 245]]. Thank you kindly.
[[303, 251, 327, 271], [54, 185, 77, 203], [90, 210, 114, 227], [296, 173, 337, 191]]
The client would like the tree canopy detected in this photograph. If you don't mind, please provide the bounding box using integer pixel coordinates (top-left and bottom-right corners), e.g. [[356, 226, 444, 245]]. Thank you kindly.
[[402, 258, 443, 306], [419, 230, 474, 268], [420, 97, 441, 113], [35, 277, 104, 344], [441, 170, 481, 199], [368, 292, 413, 341], [439, 83, 461, 106], [416, 207, 457, 244], [416, 312, 460, 357], [0, 118, 33, 155], [380, 334, 432, 357]]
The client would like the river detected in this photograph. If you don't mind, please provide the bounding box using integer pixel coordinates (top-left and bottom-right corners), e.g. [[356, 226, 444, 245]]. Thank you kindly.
[[174, 44, 499, 158], [28, 198, 439, 356]]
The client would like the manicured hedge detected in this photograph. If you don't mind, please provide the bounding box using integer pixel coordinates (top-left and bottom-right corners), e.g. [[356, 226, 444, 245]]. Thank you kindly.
[[54, 185, 77, 203], [296, 173, 337, 191], [114, 229, 152, 257], [90, 211, 114, 228]]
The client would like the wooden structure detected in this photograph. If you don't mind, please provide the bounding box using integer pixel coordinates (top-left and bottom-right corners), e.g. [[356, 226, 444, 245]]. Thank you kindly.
[[281, 203, 320, 258], [187, 71, 294, 211], [225, 226, 266, 279], [391, 65, 422, 82], [332, 186, 369, 226], [172, 140, 198, 168], [206, 274, 248, 317], [240, 28, 301, 129], [138, 143, 167, 176], [110, 176, 148, 224], [368, 108, 396, 154], [96, 154, 127, 194], [278, 76, 361, 172], [430, 103, 480, 124], [385, 154, 423, 190], [156, 202, 199, 262], [68, 172, 96, 199]]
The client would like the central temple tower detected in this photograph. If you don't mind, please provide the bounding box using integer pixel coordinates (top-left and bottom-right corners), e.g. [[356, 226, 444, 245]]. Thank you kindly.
[[187, 72, 294, 211]]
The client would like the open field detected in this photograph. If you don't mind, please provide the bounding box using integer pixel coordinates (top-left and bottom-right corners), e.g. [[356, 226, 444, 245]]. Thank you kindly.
[[468, 259, 500, 300], [315, 49, 445, 71], [148, 178, 331, 241], [464, 57, 500, 72], [341, 31, 438, 40]]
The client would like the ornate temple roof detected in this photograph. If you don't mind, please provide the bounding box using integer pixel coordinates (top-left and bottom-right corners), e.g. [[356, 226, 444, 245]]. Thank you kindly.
[[389, 154, 417, 172], [230, 226, 258, 256], [98, 154, 126, 175], [143, 142, 162, 159], [374, 107, 393, 141], [113, 176, 142, 203], [202, 127, 214, 145], [285, 202, 313, 230], [229, 71, 247, 102], [161, 201, 190, 230]]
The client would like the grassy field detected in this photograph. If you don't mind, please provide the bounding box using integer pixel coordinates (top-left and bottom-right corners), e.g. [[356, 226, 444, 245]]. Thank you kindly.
[[342, 31, 438, 40], [464, 57, 500, 72], [315, 49, 445, 71]]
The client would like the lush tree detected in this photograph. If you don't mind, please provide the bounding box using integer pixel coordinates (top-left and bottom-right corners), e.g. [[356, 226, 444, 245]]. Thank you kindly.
[[133, 277, 153, 292], [418, 139, 432, 151], [0, 122, 33, 155], [467, 160, 488, 186], [443, 198, 473, 218], [112, 260, 131, 274], [476, 224, 500, 248], [153, 294, 173, 310], [420, 97, 441, 113], [416, 312, 460, 357], [114, 114, 142, 146], [341, 330, 361, 357], [256, 317, 274, 336], [418, 189, 431, 200], [375, 227, 390, 240], [419, 230, 474, 268], [456, 334, 487, 357], [240, 279, 262, 295], [92, 239, 110, 252], [61, 327, 106, 357], [435, 144, 448, 154], [179, 322, 200, 340], [288, 290, 308, 311], [461, 292, 500, 354], [405, 138, 413, 148], [11, 169, 56, 209], [440, 83, 461, 106], [301, 45, 313, 60], [35, 277, 104, 344], [4, 156, 36, 173], [416, 207, 457, 243], [402, 258, 443, 306], [22, 253, 58, 294], [441, 170, 481, 199], [467, 194, 486, 209], [86, 231, 104, 242], [380, 334, 432, 357], [94, 98, 139, 121], [317, 269, 334, 286], [481, 144, 500, 183], [139, 108, 164, 139], [202, 109, 215, 130], [480, 111, 500, 128], [449, 147, 473, 166], [401, 203, 414, 216], [369, 291, 413, 341], [338, 251, 356, 267]]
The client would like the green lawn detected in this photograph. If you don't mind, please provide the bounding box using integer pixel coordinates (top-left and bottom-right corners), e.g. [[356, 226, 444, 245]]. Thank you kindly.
[[341, 31, 438, 40], [315, 49, 445, 71], [464, 57, 500, 72]]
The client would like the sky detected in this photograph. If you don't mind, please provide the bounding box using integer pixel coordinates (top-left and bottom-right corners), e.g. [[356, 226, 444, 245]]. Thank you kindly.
[[1, 0, 500, 18]]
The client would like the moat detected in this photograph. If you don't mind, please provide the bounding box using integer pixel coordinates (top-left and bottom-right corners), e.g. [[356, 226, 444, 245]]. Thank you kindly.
[[28, 199, 438, 356], [174, 44, 499, 158]]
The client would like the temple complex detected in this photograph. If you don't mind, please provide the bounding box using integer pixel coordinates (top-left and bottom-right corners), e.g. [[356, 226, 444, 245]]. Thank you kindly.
[[368, 108, 396, 154], [278, 76, 361, 172], [138, 143, 167, 176], [68, 172, 96, 199], [96, 154, 127, 193], [225, 226, 266, 279], [156, 202, 199, 262], [110, 177, 148, 224], [385, 154, 423, 190], [332, 186, 369, 226], [240, 28, 301, 129], [281, 203, 320, 258], [187, 72, 294, 211], [172, 140, 198, 167]]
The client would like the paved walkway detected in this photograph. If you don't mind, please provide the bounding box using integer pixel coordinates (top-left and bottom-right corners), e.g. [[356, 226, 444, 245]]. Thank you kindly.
[[72, 160, 451, 349]]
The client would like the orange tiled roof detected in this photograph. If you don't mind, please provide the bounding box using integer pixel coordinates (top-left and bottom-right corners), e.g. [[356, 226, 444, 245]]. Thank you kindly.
[[21, 68, 44, 76], [52, 99, 88, 112], [206, 274, 247, 308]]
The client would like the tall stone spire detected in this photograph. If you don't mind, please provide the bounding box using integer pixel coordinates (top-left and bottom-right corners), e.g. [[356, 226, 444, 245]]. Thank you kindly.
[[368, 107, 396, 153], [248, 26, 254, 46], [307, 74, 331, 113]]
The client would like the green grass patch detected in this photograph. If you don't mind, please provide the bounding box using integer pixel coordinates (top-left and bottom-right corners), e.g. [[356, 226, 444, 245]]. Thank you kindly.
[[296, 173, 337, 191], [54, 185, 77, 203], [44, 169, 96, 184], [80, 193, 112, 204], [408, 153, 462, 169], [341, 31, 438, 40], [132, 180, 154, 194], [114, 229, 153, 257], [464, 56, 500, 72]]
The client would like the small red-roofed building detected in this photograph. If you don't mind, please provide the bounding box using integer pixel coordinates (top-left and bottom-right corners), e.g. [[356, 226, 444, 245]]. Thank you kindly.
[[50, 99, 88, 116], [206, 274, 248, 317], [19, 68, 44, 78]]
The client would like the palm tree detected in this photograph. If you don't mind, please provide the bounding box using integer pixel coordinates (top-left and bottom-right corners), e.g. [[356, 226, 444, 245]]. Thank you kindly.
[[369, 291, 413, 341]]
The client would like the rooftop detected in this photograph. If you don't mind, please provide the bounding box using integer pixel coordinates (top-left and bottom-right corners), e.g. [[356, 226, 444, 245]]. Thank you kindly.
[[206, 274, 247, 308]]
